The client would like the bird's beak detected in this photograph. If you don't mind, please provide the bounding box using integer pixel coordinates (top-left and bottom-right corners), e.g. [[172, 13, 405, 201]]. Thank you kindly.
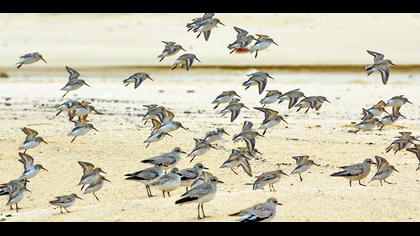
[[282, 118, 288, 124], [407, 100, 412, 104], [390, 62, 397, 66], [41, 167, 48, 171], [104, 178, 111, 183], [40, 56, 47, 64], [244, 106, 250, 110], [282, 172, 289, 177], [148, 76, 154, 81], [180, 47, 187, 51], [42, 139, 48, 144], [76, 196, 83, 200], [167, 133, 173, 137], [393, 168, 399, 173], [195, 57, 201, 63], [210, 145, 217, 150], [325, 99, 331, 103], [181, 125, 188, 131], [26, 188, 32, 193], [181, 151, 187, 154], [277, 203, 283, 205], [272, 41, 279, 46], [223, 130, 230, 136], [314, 163, 321, 167], [92, 127, 99, 132], [83, 81, 91, 87], [268, 75, 275, 80], [203, 167, 209, 170], [219, 21, 225, 26], [218, 180, 224, 184], [101, 170, 107, 174]]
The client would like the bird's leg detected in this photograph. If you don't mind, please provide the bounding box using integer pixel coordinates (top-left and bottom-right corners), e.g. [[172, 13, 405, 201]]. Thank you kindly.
[[358, 180, 366, 187], [305, 108, 310, 113], [62, 91, 69, 98], [201, 203, 206, 218], [297, 108, 301, 112], [71, 136, 77, 143], [380, 180, 383, 186], [185, 187, 189, 192], [80, 184, 85, 191], [231, 169, 239, 175], [271, 184, 276, 192], [60, 207, 63, 214], [15, 204, 19, 213], [230, 49, 235, 54], [384, 180, 393, 185], [10, 205, 13, 210], [197, 204, 201, 219], [65, 208, 70, 213], [349, 181, 352, 187], [168, 191, 171, 197], [255, 50, 258, 58], [269, 184, 273, 192], [162, 191, 165, 198], [299, 173, 303, 182], [24, 149, 27, 154], [93, 193, 99, 201]]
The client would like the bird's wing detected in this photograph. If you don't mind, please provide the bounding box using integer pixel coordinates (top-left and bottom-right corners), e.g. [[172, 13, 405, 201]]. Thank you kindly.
[[239, 158, 253, 177], [19, 152, 34, 170], [204, 30, 211, 41], [374, 156, 389, 171], [292, 155, 309, 165], [134, 77, 144, 89], [378, 65, 390, 85], [66, 66, 80, 81], [180, 169, 198, 179], [234, 27, 248, 37], [78, 161, 95, 175], [22, 127, 38, 140], [256, 79, 267, 95], [366, 50, 384, 62], [242, 121, 253, 131], [230, 108, 241, 122]]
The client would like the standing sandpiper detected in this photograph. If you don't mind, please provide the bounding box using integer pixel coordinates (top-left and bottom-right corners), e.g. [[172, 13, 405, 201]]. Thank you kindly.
[[60, 66, 91, 98], [158, 41, 186, 62], [149, 168, 181, 198], [19, 127, 47, 154], [249, 34, 278, 58], [16, 52, 47, 69], [290, 155, 320, 181], [251, 169, 288, 191], [385, 95, 412, 116], [330, 158, 376, 186], [211, 90, 241, 109], [369, 156, 398, 186], [49, 193, 82, 214], [125, 163, 164, 197], [123, 72, 153, 89], [365, 50, 396, 85], [179, 163, 209, 192], [175, 176, 223, 220], [242, 71, 275, 94], [83, 175, 110, 201], [6, 183, 30, 212], [229, 197, 282, 222], [171, 53, 201, 71]]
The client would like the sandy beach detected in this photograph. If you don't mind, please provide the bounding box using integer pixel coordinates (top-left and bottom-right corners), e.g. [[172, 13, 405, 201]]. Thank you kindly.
[[0, 14, 419, 222]]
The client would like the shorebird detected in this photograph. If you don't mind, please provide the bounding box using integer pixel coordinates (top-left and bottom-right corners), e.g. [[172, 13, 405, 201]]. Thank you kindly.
[[18, 152, 48, 180], [19, 127, 47, 153], [242, 71, 275, 94], [229, 197, 282, 222], [142, 106, 174, 125], [203, 128, 229, 143], [141, 147, 186, 171], [330, 158, 376, 186], [143, 131, 173, 148], [385, 95, 412, 116], [83, 175, 110, 201], [150, 168, 181, 198], [379, 112, 403, 130], [60, 66, 90, 98], [16, 52, 47, 69], [220, 149, 253, 177], [385, 137, 415, 154], [171, 53, 201, 71], [211, 90, 241, 109], [49, 193, 82, 214], [175, 176, 223, 220], [254, 107, 288, 135], [186, 13, 215, 32], [123, 72, 153, 89], [295, 96, 330, 113], [228, 35, 255, 54], [179, 163, 209, 192], [260, 90, 282, 107], [77, 161, 107, 191], [278, 88, 306, 109], [125, 163, 164, 197], [237, 146, 263, 160], [353, 118, 383, 133], [220, 101, 249, 122], [232, 121, 264, 153], [192, 17, 225, 41], [365, 50, 396, 85], [68, 122, 98, 143], [406, 144, 420, 171], [233, 26, 249, 39], [150, 118, 187, 137], [251, 169, 288, 191], [0, 178, 27, 197], [158, 41, 186, 62], [55, 100, 84, 120], [290, 155, 320, 181], [72, 100, 103, 121], [6, 183, 30, 212], [395, 131, 419, 141], [188, 140, 217, 163], [369, 156, 398, 186], [362, 101, 389, 119], [249, 34, 278, 58]]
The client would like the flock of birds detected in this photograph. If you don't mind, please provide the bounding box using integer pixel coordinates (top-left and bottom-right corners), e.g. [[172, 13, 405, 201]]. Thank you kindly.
[[1, 13, 419, 222]]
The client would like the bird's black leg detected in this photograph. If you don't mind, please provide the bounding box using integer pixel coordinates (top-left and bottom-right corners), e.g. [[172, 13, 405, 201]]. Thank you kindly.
[[299, 173, 303, 182], [93, 193, 99, 201]]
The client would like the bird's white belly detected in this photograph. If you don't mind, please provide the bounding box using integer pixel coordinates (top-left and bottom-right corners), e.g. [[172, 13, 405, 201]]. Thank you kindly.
[[75, 107, 90, 116], [260, 119, 280, 129], [261, 95, 279, 104], [69, 127, 90, 136], [20, 139, 40, 149], [22, 168, 39, 179], [62, 83, 83, 91], [251, 41, 271, 51]]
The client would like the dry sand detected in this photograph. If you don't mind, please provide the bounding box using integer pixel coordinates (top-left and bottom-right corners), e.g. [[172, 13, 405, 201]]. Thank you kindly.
[[0, 69, 419, 222]]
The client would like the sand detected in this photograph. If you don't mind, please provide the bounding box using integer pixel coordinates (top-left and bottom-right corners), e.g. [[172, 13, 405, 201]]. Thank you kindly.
[[0, 69, 419, 222]]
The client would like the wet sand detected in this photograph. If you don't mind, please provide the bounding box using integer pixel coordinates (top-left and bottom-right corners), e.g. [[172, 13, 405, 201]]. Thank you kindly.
[[0, 70, 419, 221]]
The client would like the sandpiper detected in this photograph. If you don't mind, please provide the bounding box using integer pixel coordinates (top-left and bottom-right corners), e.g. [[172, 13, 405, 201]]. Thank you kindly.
[[203, 128, 229, 143], [295, 96, 330, 113], [330, 158, 376, 186], [6, 183, 30, 212], [142, 106, 174, 125], [254, 107, 288, 135], [16, 52, 47, 69], [395, 131, 419, 142], [249, 34, 278, 58], [60, 66, 91, 98], [49, 193, 82, 214], [362, 101, 389, 119], [175, 176, 223, 220], [73, 100, 103, 121], [379, 112, 403, 130], [252, 169, 288, 191], [158, 41, 186, 62], [171, 53, 201, 71], [68, 122, 98, 143], [150, 119, 187, 137], [0, 178, 27, 197], [385, 95, 412, 116], [220, 149, 253, 177], [143, 131, 172, 148], [188, 140, 217, 163], [220, 101, 249, 122], [141, 147, 186, 171], [228, 35, 255, 54], [278, 88, 306, 109], [365, 50, 396, 85], [237, 146, 263, 159], [353, 118, 383, 133], [406, 144, 420, 171], [150, 168, 181, 198], [18, 152, 48, 180], [242, 71, 275, 94], [385, 138, 412, 155], [211, 90, 241, 109], [19, 127, 47, 153], [179, 163, 209, 192], [290, 155, 320, 181], [77, 161, 107, 191], [369, 156, 398, 186], [123, 72, 153, 89], [233, 26, 249, 39], [83, 175, 110, 201], [125, 163, 164, 197], [229, 197, 281, 222], [186, 13, 215, 32], [260, 90, 282, 107], [55, 100, 84, 120], [192, 17, 225, 41]]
